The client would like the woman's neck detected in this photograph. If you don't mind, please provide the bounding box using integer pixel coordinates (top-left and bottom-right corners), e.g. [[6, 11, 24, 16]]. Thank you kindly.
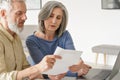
[[35, 31, 55, 41]]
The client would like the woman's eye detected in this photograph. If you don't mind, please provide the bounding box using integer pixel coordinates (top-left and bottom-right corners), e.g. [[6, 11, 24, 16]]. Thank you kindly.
[[50, 15, 53, 17], [57, 16, 62, 20]]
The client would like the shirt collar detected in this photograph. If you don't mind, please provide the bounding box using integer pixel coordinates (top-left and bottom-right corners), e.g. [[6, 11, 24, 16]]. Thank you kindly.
[[0, 25, 17, 42]]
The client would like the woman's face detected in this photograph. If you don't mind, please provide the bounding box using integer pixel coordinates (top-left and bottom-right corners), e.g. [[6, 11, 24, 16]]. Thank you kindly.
[[44, 7, 63, 33]]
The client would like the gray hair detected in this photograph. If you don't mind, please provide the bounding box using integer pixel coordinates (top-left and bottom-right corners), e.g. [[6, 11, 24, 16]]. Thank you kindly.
[[38, 1, 68, 37], [0, 0, 26, 12]]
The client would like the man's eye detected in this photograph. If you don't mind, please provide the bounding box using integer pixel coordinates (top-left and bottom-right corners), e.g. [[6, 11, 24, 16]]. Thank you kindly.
[[16, 12, 22, 16]]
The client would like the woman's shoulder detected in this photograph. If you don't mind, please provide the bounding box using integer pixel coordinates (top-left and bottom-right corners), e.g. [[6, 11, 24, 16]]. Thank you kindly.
[[26, 34, 39, 44], [58, 30, 72, 40], [27, 34, 35, 40], [26, 31, 41, 40], [61, 30, 71, 37]]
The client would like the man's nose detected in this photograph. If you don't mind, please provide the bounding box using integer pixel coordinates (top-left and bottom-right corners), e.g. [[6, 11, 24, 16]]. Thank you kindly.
[[22, 14, 27, 20]]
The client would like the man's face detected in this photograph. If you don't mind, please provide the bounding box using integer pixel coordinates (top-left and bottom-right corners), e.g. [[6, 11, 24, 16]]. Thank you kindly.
[[7, 1, 27, 32]]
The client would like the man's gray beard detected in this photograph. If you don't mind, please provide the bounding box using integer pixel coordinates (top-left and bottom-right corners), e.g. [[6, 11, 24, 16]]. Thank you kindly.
[[8, 23, 23, 34]]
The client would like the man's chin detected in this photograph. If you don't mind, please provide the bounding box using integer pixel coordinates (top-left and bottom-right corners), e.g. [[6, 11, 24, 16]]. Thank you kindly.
[[18, 24, 24, 28], [18, 27, 24, 33], [12, 26, 24, 34], [17, 25, 24, 32]]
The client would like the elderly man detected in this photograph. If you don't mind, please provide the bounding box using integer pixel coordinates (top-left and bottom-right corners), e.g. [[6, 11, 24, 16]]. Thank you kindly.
[[0, 0, 61, 80]]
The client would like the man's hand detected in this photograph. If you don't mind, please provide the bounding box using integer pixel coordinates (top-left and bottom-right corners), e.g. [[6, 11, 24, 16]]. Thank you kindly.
[[35, 55, 62, 73]]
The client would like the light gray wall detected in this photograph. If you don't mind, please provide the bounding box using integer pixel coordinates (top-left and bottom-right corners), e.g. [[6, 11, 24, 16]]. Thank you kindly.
[[24, 0, 120, 65]]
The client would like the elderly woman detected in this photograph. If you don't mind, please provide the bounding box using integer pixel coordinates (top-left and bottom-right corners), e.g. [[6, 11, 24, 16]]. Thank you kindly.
[[26, 1, 91, 80]]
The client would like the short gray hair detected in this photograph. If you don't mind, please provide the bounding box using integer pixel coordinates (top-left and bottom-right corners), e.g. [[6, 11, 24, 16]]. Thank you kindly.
[[38, 1, 68, 37], [0, 0, 26, 12]]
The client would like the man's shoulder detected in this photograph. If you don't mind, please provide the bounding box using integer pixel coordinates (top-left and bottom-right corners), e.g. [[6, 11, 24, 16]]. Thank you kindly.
[[0, 31, 4, 40], [0, 35, 5, 44]]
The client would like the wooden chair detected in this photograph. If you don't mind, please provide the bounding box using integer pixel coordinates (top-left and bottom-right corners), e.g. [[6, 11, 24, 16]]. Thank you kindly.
[[92, 44, 120, 65]]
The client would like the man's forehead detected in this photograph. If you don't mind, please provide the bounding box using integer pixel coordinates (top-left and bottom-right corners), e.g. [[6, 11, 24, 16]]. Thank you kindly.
[[12, 2, 27, 13], [6, 0, 25, 2], [12, 1, 26, 9]]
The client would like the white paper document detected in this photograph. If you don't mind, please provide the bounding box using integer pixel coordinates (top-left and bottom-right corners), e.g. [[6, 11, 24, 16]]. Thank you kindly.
[[43, 47, 82, 75]]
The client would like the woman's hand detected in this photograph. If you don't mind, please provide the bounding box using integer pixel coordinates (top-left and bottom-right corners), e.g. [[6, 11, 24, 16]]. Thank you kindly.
[[48, 73, 66, 80], [69, 59, 91, 76], [77, 63, 91, 76], [35, 55, 62, 73]]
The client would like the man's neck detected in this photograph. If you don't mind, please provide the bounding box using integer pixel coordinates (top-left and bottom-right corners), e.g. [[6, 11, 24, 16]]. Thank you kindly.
[[7, 28, 16, 37]]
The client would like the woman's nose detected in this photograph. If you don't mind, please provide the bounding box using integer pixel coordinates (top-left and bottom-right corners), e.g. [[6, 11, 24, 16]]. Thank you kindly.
[[52, 18, 57, 24]]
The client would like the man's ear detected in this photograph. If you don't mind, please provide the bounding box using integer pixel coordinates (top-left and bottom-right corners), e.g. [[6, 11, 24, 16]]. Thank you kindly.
[[0, 9, 6, 18]]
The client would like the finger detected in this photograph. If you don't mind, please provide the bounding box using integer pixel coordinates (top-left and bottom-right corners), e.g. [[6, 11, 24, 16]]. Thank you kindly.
[[87, 65, 92, 69], [54, 55, 62, 59], [77, 60, 84, 65], [55, 76, 59, 80], [45, 55, 62, 69], [82, 69, 89, 75], [47, 55, 62, 59], [45, 56, 56, 63], [69, 64, 82, 71], [69, 66, 79, 72], [46, 55, 62, 62], [84, 64, 92, 69], [49, 58, 56, 63], [78, 69, 88, 76], [59, 72, 67, 75], [44, 60, 54, 69], [81, 67, 90, 74], [47, 62, 54, 69]]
